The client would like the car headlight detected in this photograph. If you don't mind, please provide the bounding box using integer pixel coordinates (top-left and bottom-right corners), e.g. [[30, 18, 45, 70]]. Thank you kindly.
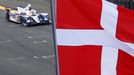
[[26, 20, 30, 23], [44, 17, 48, 20], [39, 18, 42, 20]]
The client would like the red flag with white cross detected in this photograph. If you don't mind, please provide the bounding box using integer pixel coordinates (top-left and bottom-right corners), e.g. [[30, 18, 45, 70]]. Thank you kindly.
[[54, 0, 134, 75]]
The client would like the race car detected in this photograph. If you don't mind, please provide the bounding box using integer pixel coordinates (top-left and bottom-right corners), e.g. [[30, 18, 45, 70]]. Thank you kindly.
[[5, 4, 50, 27]]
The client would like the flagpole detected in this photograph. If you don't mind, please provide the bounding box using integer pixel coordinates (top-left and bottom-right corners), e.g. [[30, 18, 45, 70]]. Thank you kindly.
[[50, 0, 60, 75]]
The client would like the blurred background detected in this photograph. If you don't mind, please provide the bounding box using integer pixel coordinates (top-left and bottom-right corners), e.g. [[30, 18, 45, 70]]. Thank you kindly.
[[107, 0, 134, 10]]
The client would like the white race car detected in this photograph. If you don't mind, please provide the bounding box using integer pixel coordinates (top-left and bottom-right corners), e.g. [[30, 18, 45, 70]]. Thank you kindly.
[[5, 4, 50, 27]]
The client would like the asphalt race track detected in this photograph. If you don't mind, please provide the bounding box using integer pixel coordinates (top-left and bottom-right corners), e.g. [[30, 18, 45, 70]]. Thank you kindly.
[[0, 0, 55, 75]]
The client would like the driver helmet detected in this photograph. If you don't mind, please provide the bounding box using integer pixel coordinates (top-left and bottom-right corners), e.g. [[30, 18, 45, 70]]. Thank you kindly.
[[26, 4, 32, 11]]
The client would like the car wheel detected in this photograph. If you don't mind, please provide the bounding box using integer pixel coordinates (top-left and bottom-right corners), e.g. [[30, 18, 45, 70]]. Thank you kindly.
[[5, 11, 10, 22], [44, 20, 49, 25], [6, 18, 10, 22], [5, 15, 10, 22], [22, 21, 29, 27]]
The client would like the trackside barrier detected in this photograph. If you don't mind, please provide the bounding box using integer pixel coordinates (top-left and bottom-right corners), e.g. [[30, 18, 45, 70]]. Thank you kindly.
[[0, 6, 6, 11], [0, 5, 17, 12]]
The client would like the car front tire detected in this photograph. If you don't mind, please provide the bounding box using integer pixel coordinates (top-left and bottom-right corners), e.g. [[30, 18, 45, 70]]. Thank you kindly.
[[21, 20, 31, 27], [22, 22, 29, 27], [20, 17, 30, 27]]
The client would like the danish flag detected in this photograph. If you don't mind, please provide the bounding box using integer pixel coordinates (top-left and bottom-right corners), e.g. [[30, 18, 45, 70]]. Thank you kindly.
[[55, 0, 134, 75]]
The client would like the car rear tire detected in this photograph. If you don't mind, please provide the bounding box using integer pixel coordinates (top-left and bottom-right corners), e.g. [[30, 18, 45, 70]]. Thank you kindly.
[[5, 15, 10, 22]]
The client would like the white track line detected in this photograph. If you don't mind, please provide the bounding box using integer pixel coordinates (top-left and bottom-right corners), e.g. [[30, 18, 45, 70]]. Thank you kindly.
[[0, 40, 11, 43]]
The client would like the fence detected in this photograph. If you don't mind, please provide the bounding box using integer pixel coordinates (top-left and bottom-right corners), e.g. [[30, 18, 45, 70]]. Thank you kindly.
[[106, 0, 134, 10]]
